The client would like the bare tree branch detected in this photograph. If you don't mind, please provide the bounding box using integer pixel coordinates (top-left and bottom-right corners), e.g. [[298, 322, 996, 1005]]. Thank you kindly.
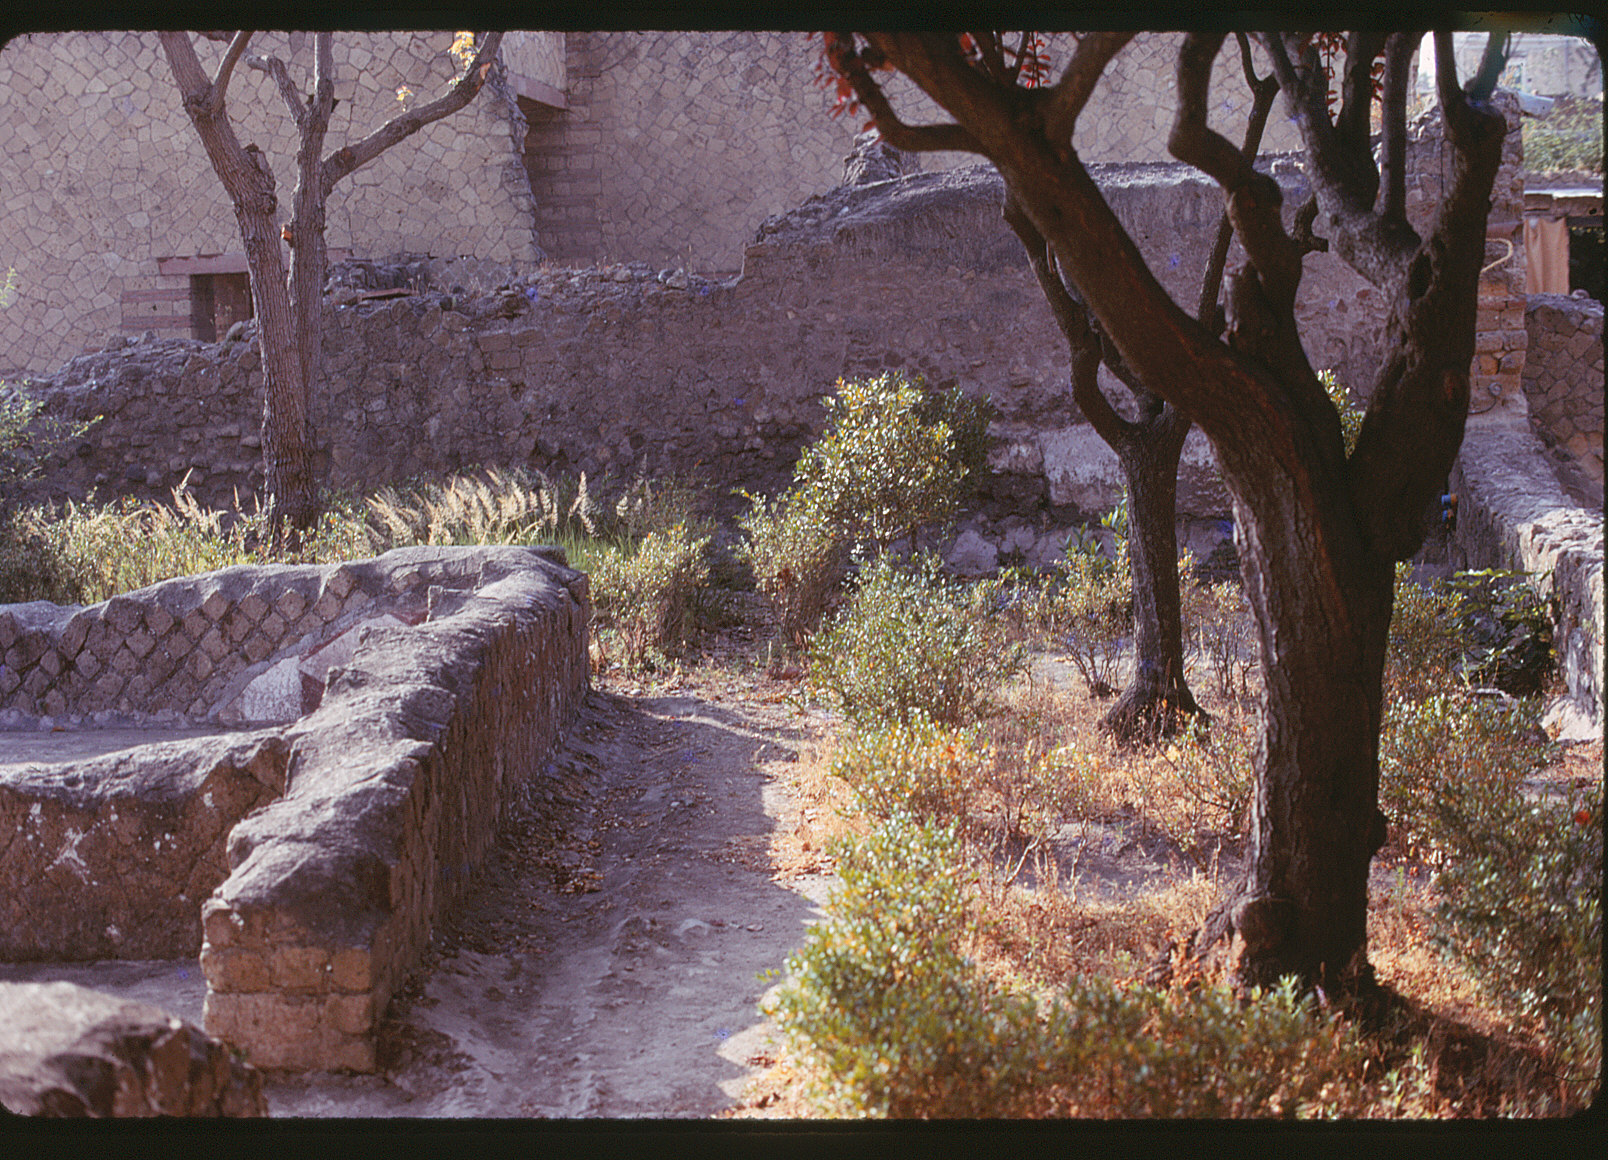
[[1171, 33, 1303, 314], [1378, 32, 1418, 222], [248, 52, 308, 129], [1041, 31, 1136, 148], [209, 31, 253, 115], [1003, 195, 1133, 446], [1336, 31, 1387, 174], [323, 32, 507, 192], [1198, 35, 1281, 326]]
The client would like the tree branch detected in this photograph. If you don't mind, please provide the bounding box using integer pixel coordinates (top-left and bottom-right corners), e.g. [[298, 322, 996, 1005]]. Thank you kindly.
[[1041, 31, 1136, 149], [829, 33, 982, 154], [1171, 33, 1302, 314], [1264, 31, 1417, 289], [323, 31, 507, 193], [248, 52, 308, 129], [1378, 32, 1418, 222], [208, 31, 253, 116], [1002, 193, 1134, 447], [1198, 34, 1281, 326]]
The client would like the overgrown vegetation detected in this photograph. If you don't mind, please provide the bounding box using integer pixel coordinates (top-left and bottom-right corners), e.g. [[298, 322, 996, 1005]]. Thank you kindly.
[[3, 357, 1594, 1118], [1522, 95, 1604, 174]]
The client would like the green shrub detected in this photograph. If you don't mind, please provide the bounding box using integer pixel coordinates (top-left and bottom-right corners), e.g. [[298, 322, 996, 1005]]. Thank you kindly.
[[766, 814, 1436, 1118], [1319, 367, 1364, 458], [1385, 562, 1465, 699], [1428, 778, 1602, 1107], [763, 813, 1052, 1118], [1378, 690, 1556, 857], [1, 388, 98, 514], [810, 553, 1025, 727], [831, 718, 985, 824], [737, 489, 845, 645], [1442, 568, 1557, 697], [794, 372, 987, 552], [1523, 96, 1603, 174], [588, 521, 711, 671], [1158, 714, 1254, 853], [1024, 500, 1132, 697], [740, 373, 992, 641]]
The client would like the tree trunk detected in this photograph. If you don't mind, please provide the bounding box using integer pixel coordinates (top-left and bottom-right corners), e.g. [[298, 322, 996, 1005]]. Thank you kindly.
[[1100, 405, 1205, 745]]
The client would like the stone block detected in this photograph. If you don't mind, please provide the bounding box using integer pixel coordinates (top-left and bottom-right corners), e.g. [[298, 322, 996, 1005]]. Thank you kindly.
[[313, 591, 343, 621], [104, 596, 143, 635], [0, 982, 266, 1116], [201, 948, 271, 993], [126, 630, 156, 659], [201, 591, 230, 622], [267, 945, 332, 993], [182, 609, 209, 641], [275, 590, 307, 621], [0, 613, 15, 650], [237, 593, 269, 623], [326, 992, 377, 1036], [329, 947, 376, 992]]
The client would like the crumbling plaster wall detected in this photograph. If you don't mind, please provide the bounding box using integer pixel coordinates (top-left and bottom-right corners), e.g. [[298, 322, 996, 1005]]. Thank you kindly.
[[0, 31, 540, 377]]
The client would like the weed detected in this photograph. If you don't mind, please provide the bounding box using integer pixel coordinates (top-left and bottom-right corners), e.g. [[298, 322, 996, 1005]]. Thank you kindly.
[[587, 521, 711, 671]]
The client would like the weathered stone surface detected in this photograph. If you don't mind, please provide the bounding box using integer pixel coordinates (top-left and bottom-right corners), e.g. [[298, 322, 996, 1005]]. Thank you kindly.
[[1452, 413, 1605, 734], [0, 732, 287, 960], [0, 981, 265, 1116]]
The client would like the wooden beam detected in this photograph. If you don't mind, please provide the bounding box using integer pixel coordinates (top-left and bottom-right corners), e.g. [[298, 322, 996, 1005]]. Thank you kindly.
[[156, 249, 352, 276]]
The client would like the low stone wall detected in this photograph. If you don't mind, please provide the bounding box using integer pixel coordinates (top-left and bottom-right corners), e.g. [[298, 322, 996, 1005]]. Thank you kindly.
[[1451, 411, 1605, 733], [0, 546, 591, 1072], [1522, 292, 1605, 501]]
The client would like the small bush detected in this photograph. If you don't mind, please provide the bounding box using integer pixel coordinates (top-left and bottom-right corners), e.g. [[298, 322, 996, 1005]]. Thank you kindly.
[[1378, 690, 1556, 857], [737, 489, 844, 645], [766, 814, 1437, 1118], [1385, 562, 1465, 700], [831, 718, 985, 825], [740, 373, 991, 641], [588, 521, 711, 671], [1428, 778, 1602, 1106], [1523, 96, 1603, 174], [1, 388, 98, 513], [1183, 574, 1257, 702], [794, 372, 988, 552], [1024, 501, 1132, 697], [1442, 568, 1556, 697], [1156, 714, 1254, 857], [810, 553, 1025, 727]]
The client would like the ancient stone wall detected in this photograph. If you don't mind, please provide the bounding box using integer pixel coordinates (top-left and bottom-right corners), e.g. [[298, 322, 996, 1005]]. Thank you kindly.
[[0, 31, 540, 377], [525, 31, 1305, 272], [15, 161, 1383, 571], [0, 546, 591, 1072], [1523, 292, 1605, 496]]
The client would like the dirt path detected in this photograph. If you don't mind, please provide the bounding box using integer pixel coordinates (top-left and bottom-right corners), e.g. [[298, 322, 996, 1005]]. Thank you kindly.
[[265, 681, 836, 1117]]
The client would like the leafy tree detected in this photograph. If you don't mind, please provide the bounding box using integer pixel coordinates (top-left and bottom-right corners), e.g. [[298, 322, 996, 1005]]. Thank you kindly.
[[821, 29, 1511, 998], [159, 31, 505, 536]]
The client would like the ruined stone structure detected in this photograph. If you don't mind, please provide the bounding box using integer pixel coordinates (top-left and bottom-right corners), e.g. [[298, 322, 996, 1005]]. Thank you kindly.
[[13, 160, 1380, 570], [0, 30, 1312, 378], [1523, 292, 1605, 499], [0, 981, 267, 1115], [1, 546, 591, 1071]]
